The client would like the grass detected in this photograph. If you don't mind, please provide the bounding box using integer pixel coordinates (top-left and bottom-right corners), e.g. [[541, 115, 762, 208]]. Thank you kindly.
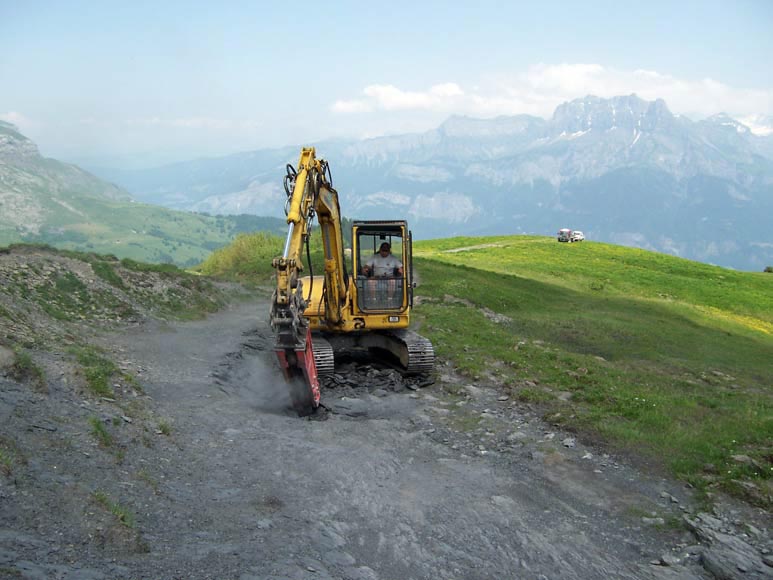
[[137, 469, 160, 494], [91, 260, 126, 288], [154, 281, 225, 320], [120, 258, 182, 275], [157, 420, 172, 436], [9, 347, 46, 389], [71, 346, 117, 397], [515, 386, 555, 404], [1, 244, 225, 323], [89, 417, 113, 447], [196, 231, 284, 281], [92, 490, 134, 527], [33, 271, 90, 321], [414, 236, 773, 506], [0, 450, 13, 475], [0, 437, 23, 476], [1, 167, 286, 265], [415, 235, 773, 326]]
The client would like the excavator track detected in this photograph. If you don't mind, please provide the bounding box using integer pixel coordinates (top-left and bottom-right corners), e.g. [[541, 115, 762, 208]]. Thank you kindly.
[[312, 336, 335, 377], [389, 330, 435, 375], [320, 329, 434, 376], [346, 329, 434, 375]]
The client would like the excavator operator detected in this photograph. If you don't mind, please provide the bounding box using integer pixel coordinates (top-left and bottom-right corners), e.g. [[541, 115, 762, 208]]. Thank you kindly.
[[362, 242, 403, 278], [362, 242, 403, 306]]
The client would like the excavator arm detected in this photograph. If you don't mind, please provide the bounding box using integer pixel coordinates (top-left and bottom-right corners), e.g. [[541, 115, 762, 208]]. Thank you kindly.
[[270, 147, 348, 414]]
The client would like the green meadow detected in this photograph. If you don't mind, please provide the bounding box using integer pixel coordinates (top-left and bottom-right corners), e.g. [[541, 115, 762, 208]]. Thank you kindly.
[[414, 236, 772, 505], [195, 230, 771, 505], [0, 170, 285, 267]]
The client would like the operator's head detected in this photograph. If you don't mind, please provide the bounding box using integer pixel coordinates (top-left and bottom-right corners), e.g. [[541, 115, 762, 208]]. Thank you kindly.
[[379, 242, 390, 255]]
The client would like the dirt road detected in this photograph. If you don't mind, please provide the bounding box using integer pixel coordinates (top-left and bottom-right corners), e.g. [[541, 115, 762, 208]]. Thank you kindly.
[[3, 297, 767, 579]]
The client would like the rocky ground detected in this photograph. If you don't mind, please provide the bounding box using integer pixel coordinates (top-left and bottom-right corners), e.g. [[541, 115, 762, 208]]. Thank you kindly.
[[0, 246, 771, 579]]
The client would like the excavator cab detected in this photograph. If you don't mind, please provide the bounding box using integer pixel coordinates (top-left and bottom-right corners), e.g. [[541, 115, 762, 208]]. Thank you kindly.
[[352, 221, 413, 314]]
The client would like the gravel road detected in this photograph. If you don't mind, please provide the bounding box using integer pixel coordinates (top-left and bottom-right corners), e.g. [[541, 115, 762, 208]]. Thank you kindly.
[[2, 297, 769, 579]]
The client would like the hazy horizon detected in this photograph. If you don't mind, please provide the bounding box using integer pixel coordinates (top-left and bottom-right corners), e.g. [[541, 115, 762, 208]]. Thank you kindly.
[[2, 0, 772, 169]]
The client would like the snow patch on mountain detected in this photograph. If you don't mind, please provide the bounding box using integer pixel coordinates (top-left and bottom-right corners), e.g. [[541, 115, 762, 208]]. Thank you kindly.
[[88, 94, 773, 270], [408, 193, 480, 223], [347, 191, 412, 213], [394, 164, 453, 183], [737, 114, 773, 137]]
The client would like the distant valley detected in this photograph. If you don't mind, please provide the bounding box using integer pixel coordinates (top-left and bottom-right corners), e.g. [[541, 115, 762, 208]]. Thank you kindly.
[[90, 95, 773, 271], [0, 121, 285, 266]]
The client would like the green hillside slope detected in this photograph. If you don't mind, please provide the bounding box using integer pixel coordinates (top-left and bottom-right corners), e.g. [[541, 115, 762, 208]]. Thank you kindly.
[[202, 231, 771, 505], [0, 200, 285, 267], [2, 199, 286, 267], [414, 236, 772, 505], [0, 121, 285, 265]]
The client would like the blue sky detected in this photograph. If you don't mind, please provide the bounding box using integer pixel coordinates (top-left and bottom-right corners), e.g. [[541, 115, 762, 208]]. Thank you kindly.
[[1, 0, 772, 167]]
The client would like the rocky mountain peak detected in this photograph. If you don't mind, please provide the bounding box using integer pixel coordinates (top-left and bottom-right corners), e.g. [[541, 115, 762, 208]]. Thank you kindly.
[[0, 121, 41, 162], [703, 113, 751, 134], [551, 94, 674, 133]]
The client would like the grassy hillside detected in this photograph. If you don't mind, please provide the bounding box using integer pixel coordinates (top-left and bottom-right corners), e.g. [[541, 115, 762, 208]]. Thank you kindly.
[[417, 235, 772, 323], [196, 231, 284, 279], [0, 244, 228, 353], [0, 190, 286, 267], [0, 122, 286, 266], [414, 236, 772, 505], [196, 222, 353, 281], [195, 231, 772, 505]]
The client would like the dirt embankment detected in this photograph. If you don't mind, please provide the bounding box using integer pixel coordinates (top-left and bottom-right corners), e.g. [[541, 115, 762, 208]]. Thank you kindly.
[[0, 246, 771, 579]]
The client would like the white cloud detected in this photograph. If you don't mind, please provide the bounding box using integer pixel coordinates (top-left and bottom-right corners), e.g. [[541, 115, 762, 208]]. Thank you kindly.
[[333, 83, 465, 113], [331, 64, 773, 120], [0, 111, 31, 128], [332, 99, 373, 113]]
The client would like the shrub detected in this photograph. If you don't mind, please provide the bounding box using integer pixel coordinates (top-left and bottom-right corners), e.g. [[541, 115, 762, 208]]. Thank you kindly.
[[120, 258, 181, 275], [92, 490, 134, 527], [9, 348, 46, 389], [197, 231, 283, 281], [91, 261, 126, 288], [71, 347, 117, 397], [157, 420, 172, 436]]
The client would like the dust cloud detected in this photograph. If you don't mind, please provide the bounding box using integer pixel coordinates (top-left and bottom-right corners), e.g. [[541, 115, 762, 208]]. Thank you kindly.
[[213, 344, 293, 414], [242, 354, 293, 413]]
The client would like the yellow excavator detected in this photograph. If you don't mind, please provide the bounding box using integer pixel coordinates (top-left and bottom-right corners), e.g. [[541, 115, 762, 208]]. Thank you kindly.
[[270, 147, 434, 415]]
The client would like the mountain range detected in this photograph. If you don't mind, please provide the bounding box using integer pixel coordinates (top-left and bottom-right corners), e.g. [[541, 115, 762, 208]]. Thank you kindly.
[[3, 93, 773, 271], [0, 121, 284, 266], [89, 95, 773, 271]]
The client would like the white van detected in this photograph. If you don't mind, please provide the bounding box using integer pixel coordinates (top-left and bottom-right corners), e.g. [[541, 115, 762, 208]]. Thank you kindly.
[[570, 231, 585, 242]]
